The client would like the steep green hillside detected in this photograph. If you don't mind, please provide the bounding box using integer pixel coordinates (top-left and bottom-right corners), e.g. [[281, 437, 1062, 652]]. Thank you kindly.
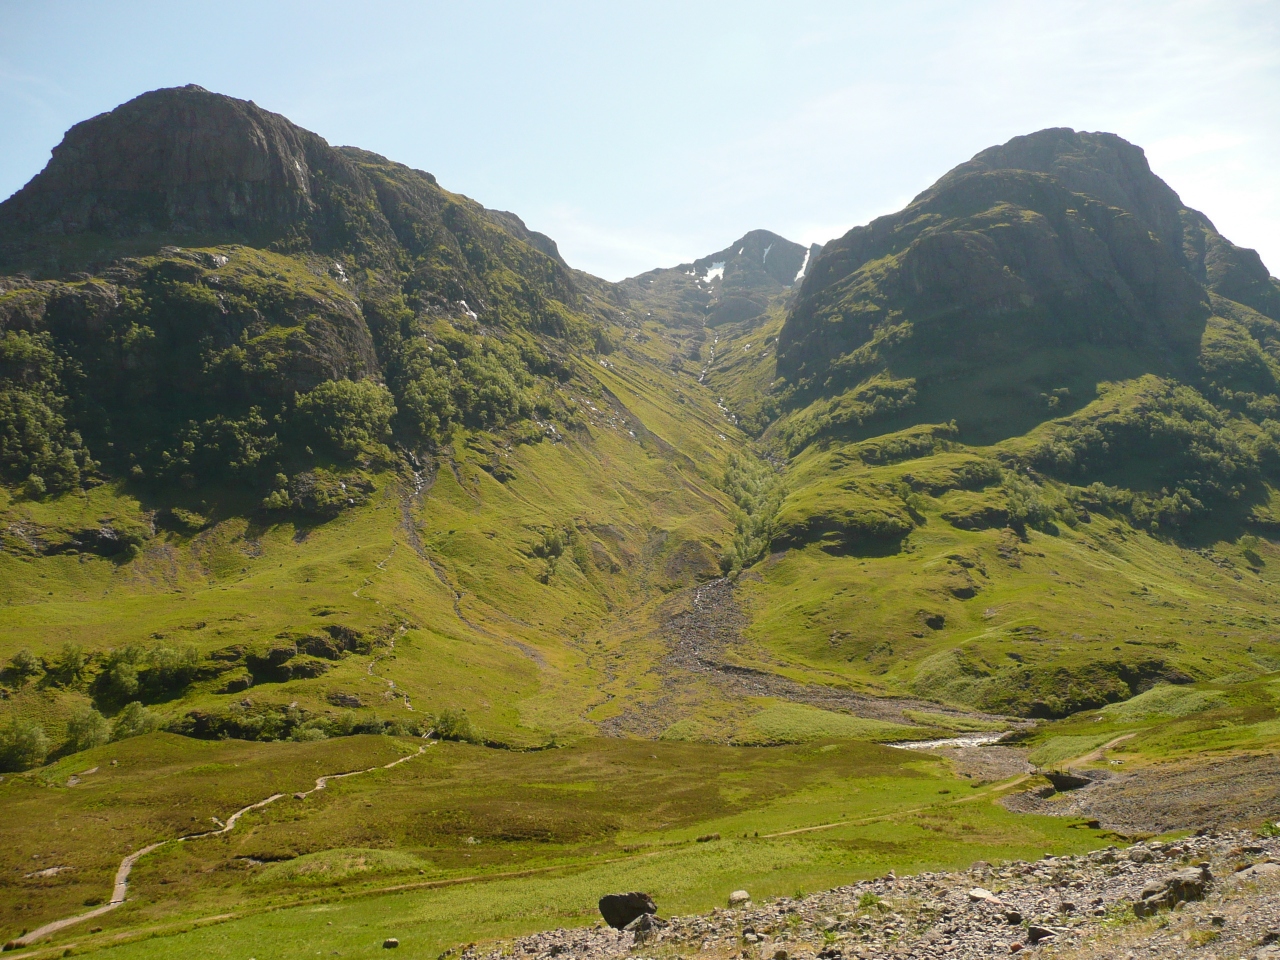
[[0, 86, 755, 766], [694, 128, 1280, 716], [4, 91, 1280, 957]]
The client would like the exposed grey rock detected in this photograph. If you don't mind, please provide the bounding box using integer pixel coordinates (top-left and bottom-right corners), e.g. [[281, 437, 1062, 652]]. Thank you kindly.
[[476, 830, 1280, 960], [1132, 865, 1211, 917]]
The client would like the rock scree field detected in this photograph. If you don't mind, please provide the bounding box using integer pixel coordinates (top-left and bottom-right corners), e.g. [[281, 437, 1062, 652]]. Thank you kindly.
[[1, 87, 1280, 958]]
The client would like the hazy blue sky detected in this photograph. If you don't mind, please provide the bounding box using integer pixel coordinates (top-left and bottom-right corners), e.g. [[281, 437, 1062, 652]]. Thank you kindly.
[[2, 1, 1277, 280]]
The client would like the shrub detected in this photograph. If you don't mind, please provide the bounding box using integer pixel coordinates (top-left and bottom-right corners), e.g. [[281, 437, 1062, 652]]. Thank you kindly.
[[1001, 472, 1056, 529], [48, 642, 87, 687], [112, 701, 162, 740], [294, 379, 396, 457], [0, 717, 50, 771], [146, 646, 199, 693], [7, 648, 40, 683], [65, 704, 112, 752], [96, 646, 143, 703], [433, 708, 480, 743]]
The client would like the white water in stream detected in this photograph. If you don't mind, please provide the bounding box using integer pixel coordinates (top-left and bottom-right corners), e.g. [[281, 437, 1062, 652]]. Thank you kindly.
[[889, 732, 1008, 750]]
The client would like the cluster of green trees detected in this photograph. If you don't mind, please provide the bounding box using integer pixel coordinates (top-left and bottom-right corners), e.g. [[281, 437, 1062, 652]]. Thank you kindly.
[[1025, 378, 1280, 531], [0, 635, 485, 769], [0, 701, 162, 772], [719, 453, 784, 573], [0, 330, 95, 493], [2, 272, 577, 503], [93, 644, 201, 704]]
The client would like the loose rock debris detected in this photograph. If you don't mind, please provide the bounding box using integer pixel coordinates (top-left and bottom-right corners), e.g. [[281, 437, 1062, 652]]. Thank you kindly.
[[472, 830, 1280, 960]]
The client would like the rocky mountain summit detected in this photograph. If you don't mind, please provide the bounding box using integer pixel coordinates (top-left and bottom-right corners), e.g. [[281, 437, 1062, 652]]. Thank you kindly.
[[774, 127, 1280, 444], [619, 229, 820, 330]]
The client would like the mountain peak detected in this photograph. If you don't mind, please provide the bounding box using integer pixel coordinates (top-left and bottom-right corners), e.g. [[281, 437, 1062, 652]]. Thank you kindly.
[[0, 86, 374, 270], [925, 127, 1279, 316], [620, 229, 821, 329]]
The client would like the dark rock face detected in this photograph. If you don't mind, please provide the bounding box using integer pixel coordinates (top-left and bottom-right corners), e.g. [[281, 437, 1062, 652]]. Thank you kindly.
[[776, 127, 1280, 445], [598, 892, 657, 930], [1043, 769, 1094, 792], [0, 85, 374, 249], [946, 128, 1280, 319]]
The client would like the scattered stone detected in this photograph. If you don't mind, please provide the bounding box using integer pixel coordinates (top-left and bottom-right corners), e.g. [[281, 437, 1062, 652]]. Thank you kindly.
[[624, 913, 666, 945], [729, 890, 751, 906], [382, 938, 399, 949], [1026, 925, 1055, 944], [474, 830, 1280, 960], [1233, 863, 1280, 884], [598, 892, 657, 930], [969, 887, 1002, 905]]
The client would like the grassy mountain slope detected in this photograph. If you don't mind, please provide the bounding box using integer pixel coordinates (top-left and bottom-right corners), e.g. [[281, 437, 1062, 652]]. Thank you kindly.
[[3, 93, 1280, 955], [0, 85, 755, 761], [695, 128, 1280, 717]]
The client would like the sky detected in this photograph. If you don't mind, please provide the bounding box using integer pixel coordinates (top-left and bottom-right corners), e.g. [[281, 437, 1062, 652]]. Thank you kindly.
[[1, 1, 1278, 281]]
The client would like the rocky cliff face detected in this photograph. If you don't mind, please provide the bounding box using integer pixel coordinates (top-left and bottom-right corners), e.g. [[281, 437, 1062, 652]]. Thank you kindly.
[[775, 128, 1280, 443], [0, 86, 388, 267], [941, 128, 1280, 319], [619, 229, 820, 330]]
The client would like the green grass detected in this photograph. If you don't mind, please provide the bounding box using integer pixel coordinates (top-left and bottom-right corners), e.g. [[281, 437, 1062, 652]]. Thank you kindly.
[[734, 702, 924, 744], [1, 732, 1111, 958], [1100, 684, 1227, 722]]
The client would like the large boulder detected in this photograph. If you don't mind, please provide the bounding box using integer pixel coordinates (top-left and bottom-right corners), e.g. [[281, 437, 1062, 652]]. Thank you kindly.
[[1132, 864, 1211, 917], [598, 892, 657, 930]]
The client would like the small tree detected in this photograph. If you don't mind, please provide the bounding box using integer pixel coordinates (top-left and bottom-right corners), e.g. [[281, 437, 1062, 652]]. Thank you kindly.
[[433, 708, 479, 743], [49, 642, 87, 687], [0, 717, 49, 771], [65, 704, 111, 752], [112, 701, 162, 741], [7, 648, 40, 684]]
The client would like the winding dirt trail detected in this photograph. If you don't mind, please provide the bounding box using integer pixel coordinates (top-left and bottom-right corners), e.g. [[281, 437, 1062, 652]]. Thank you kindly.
[[9, 744, 432, 949]]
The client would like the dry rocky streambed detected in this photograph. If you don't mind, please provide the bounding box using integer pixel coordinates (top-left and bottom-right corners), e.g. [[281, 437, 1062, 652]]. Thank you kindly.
[[469, 831, 1280, 960]]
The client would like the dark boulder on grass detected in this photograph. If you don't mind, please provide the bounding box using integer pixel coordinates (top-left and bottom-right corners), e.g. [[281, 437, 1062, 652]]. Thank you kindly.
[[598, 892, 657, 930]]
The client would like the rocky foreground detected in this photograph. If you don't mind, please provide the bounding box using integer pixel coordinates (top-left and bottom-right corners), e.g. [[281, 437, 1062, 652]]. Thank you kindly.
[[472, 831, 1280, 960]]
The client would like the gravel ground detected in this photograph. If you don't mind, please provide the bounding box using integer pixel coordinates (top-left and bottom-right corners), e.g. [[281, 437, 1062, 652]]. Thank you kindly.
[[1003, 753, 1280, 837], [601, 578, 1010, 736], [470, 831, 1280, 960]]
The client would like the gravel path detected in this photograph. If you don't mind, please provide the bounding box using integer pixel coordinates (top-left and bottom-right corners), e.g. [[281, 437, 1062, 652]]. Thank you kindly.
[[5, 744, 432, 950]]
